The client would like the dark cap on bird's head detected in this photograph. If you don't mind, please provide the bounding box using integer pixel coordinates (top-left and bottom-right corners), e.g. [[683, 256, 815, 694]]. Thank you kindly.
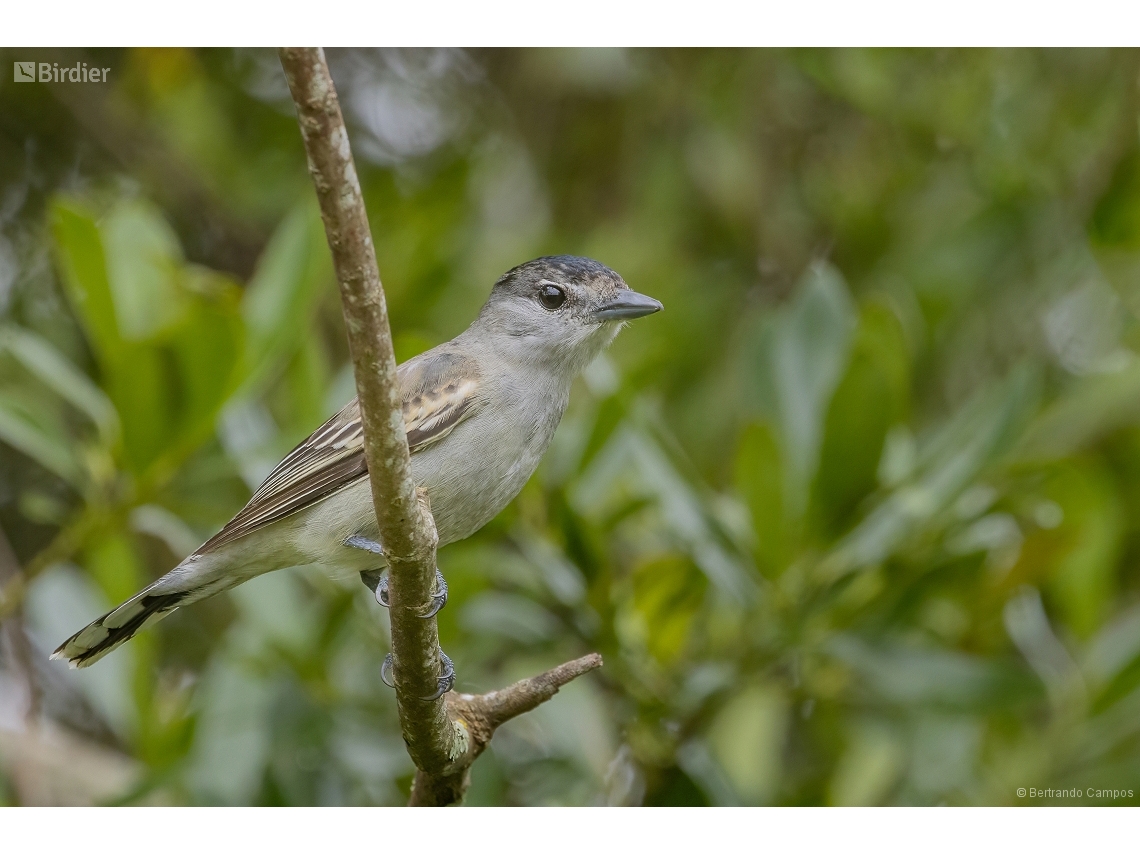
[[475, 255, 662, 369]]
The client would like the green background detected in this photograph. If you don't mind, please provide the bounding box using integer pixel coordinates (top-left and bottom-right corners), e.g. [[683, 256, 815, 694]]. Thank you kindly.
[[1, 47, 1139, 806]]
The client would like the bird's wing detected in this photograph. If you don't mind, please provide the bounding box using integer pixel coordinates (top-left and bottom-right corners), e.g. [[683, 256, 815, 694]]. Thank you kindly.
[[198, 348, 482, 553]]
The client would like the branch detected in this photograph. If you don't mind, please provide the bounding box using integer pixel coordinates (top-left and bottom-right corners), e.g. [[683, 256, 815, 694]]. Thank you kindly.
[[278, 48, 601, 805], [278, 46, 451, 770], [412, 653, 604, 806]]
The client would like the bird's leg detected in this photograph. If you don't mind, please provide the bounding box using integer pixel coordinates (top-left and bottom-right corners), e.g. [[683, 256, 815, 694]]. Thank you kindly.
[[346, 536, 387, 606], [360, 569, 385, 603], [346, 534, 384, 556], [380, 649, 455, 700], [345, 533, 447, 617], [347, 533, 454, 698]]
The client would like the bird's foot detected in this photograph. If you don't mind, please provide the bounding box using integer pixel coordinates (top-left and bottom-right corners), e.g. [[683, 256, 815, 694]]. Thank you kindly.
[[349, 537, 389, 606], [427, 649, 455, 699], [380, 648, 455, 700], [364, 568, 447, 617]]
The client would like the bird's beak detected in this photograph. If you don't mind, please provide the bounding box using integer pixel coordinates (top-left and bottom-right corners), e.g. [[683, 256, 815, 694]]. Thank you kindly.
[[593, 290, 664, 321]]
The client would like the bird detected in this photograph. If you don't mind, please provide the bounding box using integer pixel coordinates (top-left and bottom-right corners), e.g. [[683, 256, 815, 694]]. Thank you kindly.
[[52, 255, 662, 683]]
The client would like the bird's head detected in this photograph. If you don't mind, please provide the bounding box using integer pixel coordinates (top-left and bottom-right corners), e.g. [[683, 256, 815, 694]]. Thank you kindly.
[[475, 255, 662, 374]]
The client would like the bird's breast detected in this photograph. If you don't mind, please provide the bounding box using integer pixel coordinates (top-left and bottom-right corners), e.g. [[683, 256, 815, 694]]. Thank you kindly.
[[411, 379, 569, 546]]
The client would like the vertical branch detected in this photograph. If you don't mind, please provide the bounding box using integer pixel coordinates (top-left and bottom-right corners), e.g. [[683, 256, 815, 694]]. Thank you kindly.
[[278, 47, 602, 805], [278, 47, 459, 772]]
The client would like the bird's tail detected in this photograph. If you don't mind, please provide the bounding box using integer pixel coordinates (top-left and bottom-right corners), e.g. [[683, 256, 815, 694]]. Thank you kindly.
[[51, 585, 189, 669], [52, 545, 265, 668]]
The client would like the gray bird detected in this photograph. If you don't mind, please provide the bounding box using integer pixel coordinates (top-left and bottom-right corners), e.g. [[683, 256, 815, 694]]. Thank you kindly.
[[52, 256, 662, 678]]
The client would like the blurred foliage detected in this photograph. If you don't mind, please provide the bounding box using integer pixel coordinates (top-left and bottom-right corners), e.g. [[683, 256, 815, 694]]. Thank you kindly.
[[1, 47, 1140, 806]]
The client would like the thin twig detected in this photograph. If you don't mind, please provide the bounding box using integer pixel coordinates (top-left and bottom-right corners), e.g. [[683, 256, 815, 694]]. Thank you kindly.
[[278, 47, 601, 806]]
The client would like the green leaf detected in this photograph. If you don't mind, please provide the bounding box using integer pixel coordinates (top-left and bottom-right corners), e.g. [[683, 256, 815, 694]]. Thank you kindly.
[[101, 199, 188, 340], [50, 197, 122, 364], [1090, 148, 1140, 250], [1014, 361, 1140, 462], [769, 262, 857, 517], [279, 333, 333, 433], [1041, 463, 1123, 639], [734, 421, 786, 576], [106, 342, 176, 474], [50, 195, 247, 476], [828, 722, 905, 805], [572, 420, 756, 600], [706, 682, 788, 804], [1083, 604, 1140, 691], [0, 391, 83, 486], [111, 281, 245, 476], [811, 299, 910, 536], [631, 554, 707, 663], [83, 531, 146, 607], [0, 325, 119, 441], [240, 201, 332, 394], [167, 279, 245, 444], [824, 365, 1039, 577], [183, 658, 274, 805]]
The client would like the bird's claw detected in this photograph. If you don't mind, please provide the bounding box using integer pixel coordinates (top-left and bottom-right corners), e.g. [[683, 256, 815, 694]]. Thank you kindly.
[[364, 569, 446, 617], [419, 569, 448, 619], [380, 649, 455, 700], [425, 650, 455, 700]]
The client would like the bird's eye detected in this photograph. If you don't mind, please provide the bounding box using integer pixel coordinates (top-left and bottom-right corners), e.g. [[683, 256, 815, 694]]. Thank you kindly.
[[538, 284, 566, 311]]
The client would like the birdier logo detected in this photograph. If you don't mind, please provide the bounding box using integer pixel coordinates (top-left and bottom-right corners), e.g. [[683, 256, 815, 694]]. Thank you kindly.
[[13, 61, 109, 83]]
